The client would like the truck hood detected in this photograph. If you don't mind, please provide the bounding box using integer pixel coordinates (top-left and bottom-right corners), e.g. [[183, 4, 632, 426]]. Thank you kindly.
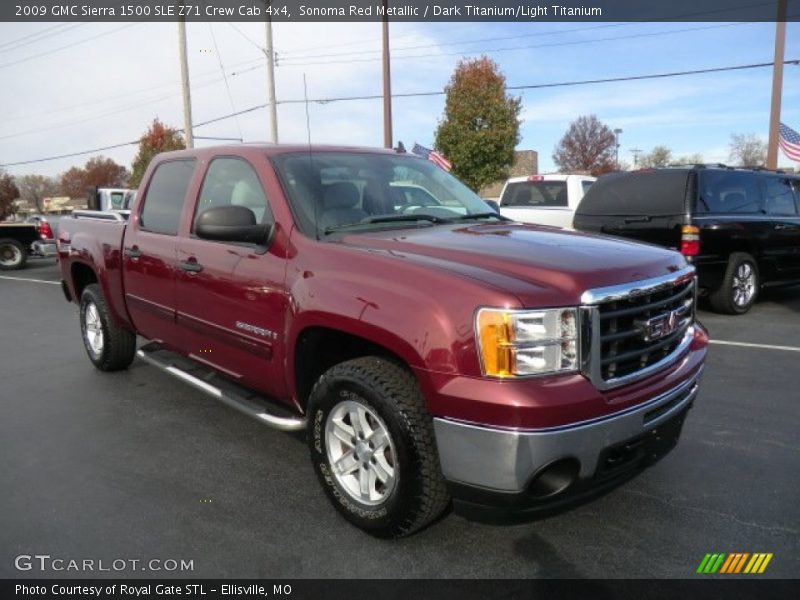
[[338, 222, 688, 306]]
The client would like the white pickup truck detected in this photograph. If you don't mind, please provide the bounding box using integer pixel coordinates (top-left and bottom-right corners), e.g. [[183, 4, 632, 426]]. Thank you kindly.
[[499, 174, 596, 228]]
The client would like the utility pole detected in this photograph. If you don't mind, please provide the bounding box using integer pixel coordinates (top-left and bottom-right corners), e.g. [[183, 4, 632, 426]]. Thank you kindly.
[[178, 15, 194, 148], [265, 11, 279, 143], [613, 128, 623, 169], [766, 0, 787, 169], [381, 0, 393, 148], [631, 147, 642, 168]]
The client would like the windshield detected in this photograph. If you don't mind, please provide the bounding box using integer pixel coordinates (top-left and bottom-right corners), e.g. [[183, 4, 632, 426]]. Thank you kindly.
[[271, 151, 499, 237]]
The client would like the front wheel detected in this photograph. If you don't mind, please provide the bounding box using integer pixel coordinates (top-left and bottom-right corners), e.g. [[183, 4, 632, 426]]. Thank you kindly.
[[708, 252, 759, 315], [0, 238, 27, 270], [80, 284, 136, 371], [308, 357, 450, 538]]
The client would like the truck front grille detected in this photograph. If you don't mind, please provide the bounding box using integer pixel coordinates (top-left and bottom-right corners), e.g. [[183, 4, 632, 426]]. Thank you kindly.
[[582, 267, 697, 390]]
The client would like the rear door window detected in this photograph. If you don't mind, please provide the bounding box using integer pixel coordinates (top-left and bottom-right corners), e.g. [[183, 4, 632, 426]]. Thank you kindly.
[[764, 176, 798, 216], [140, 160, 196, 235], [500, 181, 568, 207], [696, 170, 763, 214], [576, 170, 690, 216]]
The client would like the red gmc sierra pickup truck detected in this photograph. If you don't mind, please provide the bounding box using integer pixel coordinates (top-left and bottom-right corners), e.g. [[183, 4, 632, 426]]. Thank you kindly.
[[58, 144, 708, 537]]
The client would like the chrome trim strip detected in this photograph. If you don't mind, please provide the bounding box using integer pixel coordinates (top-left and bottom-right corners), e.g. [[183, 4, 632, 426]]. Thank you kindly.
[[580, 265, 696, 305], [438, 366, 703, 434], [581, 266, 698, 391], [72, 209, 126, 222]]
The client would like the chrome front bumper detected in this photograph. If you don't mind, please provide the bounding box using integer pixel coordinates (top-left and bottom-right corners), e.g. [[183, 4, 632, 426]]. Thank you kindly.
[[433, 367, 702, 494]]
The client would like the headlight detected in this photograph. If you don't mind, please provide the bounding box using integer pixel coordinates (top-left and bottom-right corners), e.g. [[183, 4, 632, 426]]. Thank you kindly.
[[476, 307, 579, 378]]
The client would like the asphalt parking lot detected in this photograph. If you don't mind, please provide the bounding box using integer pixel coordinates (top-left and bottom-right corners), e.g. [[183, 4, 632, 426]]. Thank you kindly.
[[1, 259, 798, 579]]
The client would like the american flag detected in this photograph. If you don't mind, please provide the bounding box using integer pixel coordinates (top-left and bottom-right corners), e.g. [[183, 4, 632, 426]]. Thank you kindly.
[[779, 122, 800, 162], [412, 143, 452, 171]]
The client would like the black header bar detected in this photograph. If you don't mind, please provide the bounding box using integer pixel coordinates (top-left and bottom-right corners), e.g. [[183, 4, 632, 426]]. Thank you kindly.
[[3, 0, 799, 23]]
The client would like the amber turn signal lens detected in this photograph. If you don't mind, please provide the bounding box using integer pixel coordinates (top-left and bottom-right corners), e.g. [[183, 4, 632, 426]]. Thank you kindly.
[[477, 309, 514, 378]]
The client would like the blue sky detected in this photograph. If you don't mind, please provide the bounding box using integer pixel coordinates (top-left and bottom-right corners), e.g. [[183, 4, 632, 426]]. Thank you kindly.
[[1, 19, 799, 178]]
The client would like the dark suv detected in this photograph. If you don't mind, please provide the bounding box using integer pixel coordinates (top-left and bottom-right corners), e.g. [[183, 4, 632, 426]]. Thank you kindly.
[[573, 166, 800, 314]]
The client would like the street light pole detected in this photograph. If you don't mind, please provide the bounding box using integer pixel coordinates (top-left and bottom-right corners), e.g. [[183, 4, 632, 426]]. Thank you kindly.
[[614, 128, 623, 170]]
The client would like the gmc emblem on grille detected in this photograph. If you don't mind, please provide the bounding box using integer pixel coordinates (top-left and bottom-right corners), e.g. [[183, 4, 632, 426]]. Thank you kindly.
[[637, 306, 688, 342]]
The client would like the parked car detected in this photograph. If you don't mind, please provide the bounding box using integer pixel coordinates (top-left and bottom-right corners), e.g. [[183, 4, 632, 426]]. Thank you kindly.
[[499, 174, 596, 228], [573, 166, 800, 314], [58, 144, 707, 537], [0, 219, 54, 269]]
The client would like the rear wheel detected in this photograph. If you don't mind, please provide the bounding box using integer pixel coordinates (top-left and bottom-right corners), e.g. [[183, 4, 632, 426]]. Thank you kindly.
[[308, 357, 450, 538], [0, 239, 27, 270], [709, 252, 759, 315], [80, 284, 136, 371]]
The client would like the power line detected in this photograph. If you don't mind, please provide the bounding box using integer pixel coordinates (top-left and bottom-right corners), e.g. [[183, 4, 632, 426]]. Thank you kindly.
[[0, 59, 267, 141], [0, 141, 140, 168], [276, 0, 778, 61], [0, 23, 140, 71], [208, 22, 244, 141], [0, 23, 86, 53], [4, 59, 798, 168], [276, 0, 779, 62], [279, 22, 753, 67], [276, 59, 800, 104]]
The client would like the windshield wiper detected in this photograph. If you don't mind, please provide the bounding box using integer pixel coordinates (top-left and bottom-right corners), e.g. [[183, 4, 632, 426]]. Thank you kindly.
[[324, 214, 453, 234], [364, 214, 454, 225], [458, 212, 511, 221]]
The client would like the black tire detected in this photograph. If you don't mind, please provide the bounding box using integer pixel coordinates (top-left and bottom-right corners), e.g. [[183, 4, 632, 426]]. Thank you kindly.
[[708, 252, 759, 315], [0, 238, 27, 270], [79, 283, 136, 371], [308, 356, 450, 538]]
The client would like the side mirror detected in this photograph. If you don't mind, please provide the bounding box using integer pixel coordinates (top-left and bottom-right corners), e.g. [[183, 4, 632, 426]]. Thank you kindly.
[[484, 199, 501, 214], [195, 206, 273, 246]]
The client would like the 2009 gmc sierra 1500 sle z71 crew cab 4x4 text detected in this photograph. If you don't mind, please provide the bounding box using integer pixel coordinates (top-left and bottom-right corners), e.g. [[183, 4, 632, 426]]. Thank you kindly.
[[58, 144, 708, 538]]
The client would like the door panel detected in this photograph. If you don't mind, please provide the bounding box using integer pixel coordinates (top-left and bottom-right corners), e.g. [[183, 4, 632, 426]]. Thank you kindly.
[[124, 159, 197, 348], [123, 230, 179, 345], [175, 156, 289, 400], [764, 176, 800, 277], [176, 239, 288, 397]]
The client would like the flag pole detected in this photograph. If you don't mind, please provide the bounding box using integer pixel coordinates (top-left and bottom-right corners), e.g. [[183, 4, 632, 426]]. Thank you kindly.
[[766, 0, 787, 169]]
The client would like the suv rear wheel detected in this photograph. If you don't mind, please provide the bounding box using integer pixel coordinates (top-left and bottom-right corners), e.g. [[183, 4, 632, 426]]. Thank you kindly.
[[709, 252, 759, 314], [307, 356, 450, 538]]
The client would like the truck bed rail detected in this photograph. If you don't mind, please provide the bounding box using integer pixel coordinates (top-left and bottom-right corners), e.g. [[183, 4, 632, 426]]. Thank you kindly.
[[71, 210, 128, 222]]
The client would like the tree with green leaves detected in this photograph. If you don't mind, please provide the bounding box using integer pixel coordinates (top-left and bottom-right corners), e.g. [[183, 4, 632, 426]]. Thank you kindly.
[[434, 56, 521, 191], [553, 115, 617, 176], [0, 170, 20, 221], [130, 119, 186, 187]]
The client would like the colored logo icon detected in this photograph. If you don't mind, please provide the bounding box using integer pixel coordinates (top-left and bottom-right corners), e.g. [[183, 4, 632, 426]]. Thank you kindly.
[[697, 553, 773, 574]]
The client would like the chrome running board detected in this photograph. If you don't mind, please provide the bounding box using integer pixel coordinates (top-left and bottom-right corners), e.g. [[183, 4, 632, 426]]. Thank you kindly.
[[135, 343, 306, 432]]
